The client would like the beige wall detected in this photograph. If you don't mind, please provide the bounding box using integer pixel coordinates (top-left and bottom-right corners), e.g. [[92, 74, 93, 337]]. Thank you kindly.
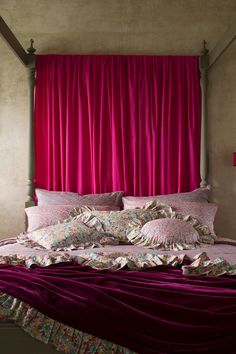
[[208, 39, 236, 238], [0, 0, 236, 238]]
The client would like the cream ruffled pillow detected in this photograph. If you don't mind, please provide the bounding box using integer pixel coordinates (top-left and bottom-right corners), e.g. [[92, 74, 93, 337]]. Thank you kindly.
[[75, 203, 172, 243], [18, 220, 118, 251]]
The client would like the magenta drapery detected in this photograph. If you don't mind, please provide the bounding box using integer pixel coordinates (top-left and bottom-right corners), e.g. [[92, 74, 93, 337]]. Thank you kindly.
[[35, 55, 201, 196]]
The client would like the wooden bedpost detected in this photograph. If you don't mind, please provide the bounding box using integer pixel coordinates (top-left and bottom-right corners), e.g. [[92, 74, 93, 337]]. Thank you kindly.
[[25, 39, 36, 208], [199, 40, 209, 188]]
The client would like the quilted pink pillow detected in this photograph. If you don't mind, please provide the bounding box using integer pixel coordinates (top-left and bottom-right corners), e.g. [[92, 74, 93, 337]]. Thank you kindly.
[[26, 205, 120, 233], [122, 188, 210, 209], [131, 218, 200, 250], [36, 189, 124, 207]]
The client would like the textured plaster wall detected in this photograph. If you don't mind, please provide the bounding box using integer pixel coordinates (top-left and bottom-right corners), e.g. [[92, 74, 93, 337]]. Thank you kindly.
[[208, 39, 236, 238], [0, 0, 236, 238], [0, 43, 28, 237]]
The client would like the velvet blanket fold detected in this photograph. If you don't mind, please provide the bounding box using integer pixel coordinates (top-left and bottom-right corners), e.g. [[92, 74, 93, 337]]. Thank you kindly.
[[0, 263, 236, 354]]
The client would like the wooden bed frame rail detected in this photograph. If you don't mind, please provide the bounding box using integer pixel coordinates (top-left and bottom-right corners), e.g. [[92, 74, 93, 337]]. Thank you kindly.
[[0, 16, 36, 207], [199, 41, 209, 188], [26, 40, 36, 208]]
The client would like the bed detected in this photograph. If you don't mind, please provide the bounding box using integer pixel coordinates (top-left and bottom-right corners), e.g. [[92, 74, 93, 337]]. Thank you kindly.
[[1, 15, 236, 354], [1, 236, 236, 354], [1, 190, 236, 354]]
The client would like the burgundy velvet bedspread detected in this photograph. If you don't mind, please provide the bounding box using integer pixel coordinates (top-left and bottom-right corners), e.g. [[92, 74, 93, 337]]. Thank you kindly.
[[0, 262, 236, 353]]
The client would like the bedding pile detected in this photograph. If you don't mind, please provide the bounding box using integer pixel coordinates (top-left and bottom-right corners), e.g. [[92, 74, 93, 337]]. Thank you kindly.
[[21, 188, 217, 252], [2, 188, 236, 353], [1, 252, 236, 354]]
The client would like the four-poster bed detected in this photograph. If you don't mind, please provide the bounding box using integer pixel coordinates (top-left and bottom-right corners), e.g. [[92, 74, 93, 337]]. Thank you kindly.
[[1, 15, 236, 354]]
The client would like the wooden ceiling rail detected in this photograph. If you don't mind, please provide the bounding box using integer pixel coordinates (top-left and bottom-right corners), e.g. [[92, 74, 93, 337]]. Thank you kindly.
[[209, 17, 236, 68], [0, 16, 28, 66]]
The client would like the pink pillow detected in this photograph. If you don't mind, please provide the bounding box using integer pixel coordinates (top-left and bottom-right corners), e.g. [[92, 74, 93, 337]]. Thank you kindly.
[[123, 199, 217, 236], [169, 201, 217, 235], [35, 189, 124, 207], [25, 204, 120, 233], [144, 201, 217, 236], [122, 188, 210, 209], [134, 218, 200, 250], [77, 191, 124, 207]]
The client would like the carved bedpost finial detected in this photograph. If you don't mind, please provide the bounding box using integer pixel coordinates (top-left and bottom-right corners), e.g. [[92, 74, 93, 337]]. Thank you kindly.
[[201, 40, 209, 56], [27, 39, 36, 54]]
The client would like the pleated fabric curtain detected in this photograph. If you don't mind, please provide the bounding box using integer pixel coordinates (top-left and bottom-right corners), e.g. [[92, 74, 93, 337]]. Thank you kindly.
[[35, 55, 201, 196]]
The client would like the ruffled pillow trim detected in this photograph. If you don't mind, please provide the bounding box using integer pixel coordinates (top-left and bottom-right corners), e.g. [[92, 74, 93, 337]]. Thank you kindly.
[[127, 201, 215, 250]]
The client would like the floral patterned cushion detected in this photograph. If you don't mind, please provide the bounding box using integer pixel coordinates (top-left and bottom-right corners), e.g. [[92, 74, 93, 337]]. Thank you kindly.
[[24, 220, 118, 251], [36, 189, 124, 207], [122, 187, 210, 209], [78, 206, 169, 243], [26, 204, 120, 233]]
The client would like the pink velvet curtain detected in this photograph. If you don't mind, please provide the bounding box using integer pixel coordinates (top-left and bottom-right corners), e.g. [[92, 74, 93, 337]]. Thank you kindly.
[[35, 55, 201, 196]]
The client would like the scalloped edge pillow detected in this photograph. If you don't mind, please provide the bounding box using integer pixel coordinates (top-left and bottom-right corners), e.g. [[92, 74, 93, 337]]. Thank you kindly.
[[127, 200, 216, 250], [122, 188, 210, 209], [135, 218, 200, 250], [35, 189, 124, 207], [123, 200, 218, 236]]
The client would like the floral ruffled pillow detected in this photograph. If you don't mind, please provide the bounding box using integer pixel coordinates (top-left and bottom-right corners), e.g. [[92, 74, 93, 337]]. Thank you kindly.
[[74, 202, 172, 243], [18, 220, 118, 251], [127, 201, 216, 250], [26, 204, 120, 233]]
